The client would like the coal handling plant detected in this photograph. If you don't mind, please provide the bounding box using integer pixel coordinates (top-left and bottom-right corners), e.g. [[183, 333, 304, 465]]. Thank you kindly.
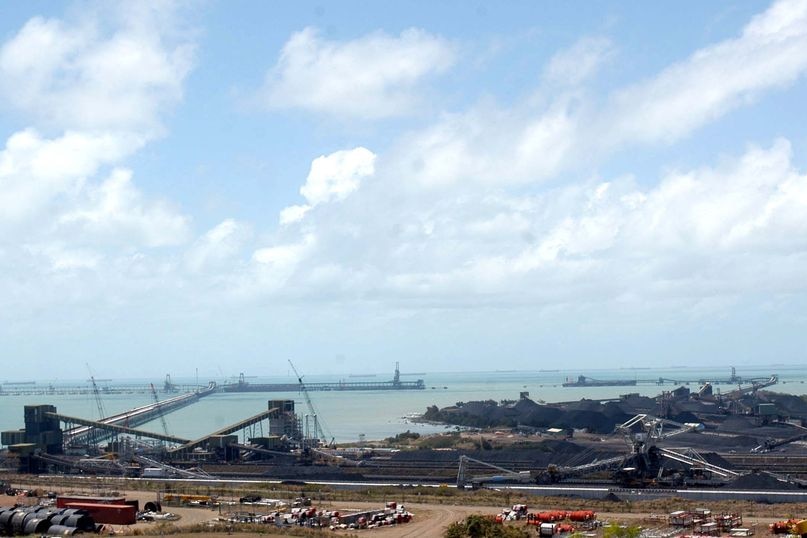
[[0, 398, 335, 477], [4, 372, 807, 504], [424, 377, 807, 498]]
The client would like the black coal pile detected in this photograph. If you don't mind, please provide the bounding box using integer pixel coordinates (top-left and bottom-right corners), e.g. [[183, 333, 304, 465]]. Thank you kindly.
[[757, 392, 807, 417], [616, 394, 658, 414], [674, 431, 759, 451], [727, 471, 801, 491], [388, 440, 620, 468], [423, 398, 631, 434]]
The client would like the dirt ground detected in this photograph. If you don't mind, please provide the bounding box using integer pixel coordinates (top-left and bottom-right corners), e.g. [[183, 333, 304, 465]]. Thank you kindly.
[[6, 481, 805, 538], [109, 499, 794, 538], [154, 505, 793, 538]]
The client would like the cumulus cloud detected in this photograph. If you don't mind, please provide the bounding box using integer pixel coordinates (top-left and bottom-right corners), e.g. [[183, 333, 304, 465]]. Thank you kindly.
[[391, 0, 807, 188], [186, 219, 252, 272], [259, 27, 455, 119], [389, 100, 580, 187], [371, 140, 807, 308], [247, 234, 317, 293], [3, 0, 807, 374], [59, 168, 190, 248], [0, 4, 196, 257], [0, 6, 194, 134], [606, 0, 807, 144], [0, 129, 141, 224], [280, 147, 376, 224], [279, 205, 312, 226]]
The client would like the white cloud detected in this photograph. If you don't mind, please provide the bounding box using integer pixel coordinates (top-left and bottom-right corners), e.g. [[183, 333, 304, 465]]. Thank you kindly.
[[279, 204, 311, 226], [280, 147, 376, 224], [607, 0, 807, 145], [390, 0, 807, 189], [543, 36, 615, 86], [0, 7, 194, 134], [3, 0, 807, 374], [59, 168, 190, 247], [260, 27, 455, 119], [0, 3, 197, 251], [390, 100, 579, 187], [186, 219, 251, 272], [253, 139, 807, 311], [626, 139, 807, 252], [301, 147, 376, 204], [25, 243, 103, 272], [0, 129, 141, 223], [248, 234, 317, 293]]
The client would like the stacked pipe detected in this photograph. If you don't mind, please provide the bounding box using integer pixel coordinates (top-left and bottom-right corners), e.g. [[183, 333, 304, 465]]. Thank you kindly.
[[0, 506, 97, 536]]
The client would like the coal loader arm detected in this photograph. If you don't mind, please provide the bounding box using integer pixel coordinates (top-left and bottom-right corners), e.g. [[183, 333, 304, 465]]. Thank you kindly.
[[457, 455, 533, 489]]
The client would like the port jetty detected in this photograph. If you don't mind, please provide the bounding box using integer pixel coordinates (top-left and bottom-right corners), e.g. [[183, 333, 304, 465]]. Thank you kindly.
[[562, 375, 637, 387], [561, 367, 777, 388], [219, 363, 425, 392]]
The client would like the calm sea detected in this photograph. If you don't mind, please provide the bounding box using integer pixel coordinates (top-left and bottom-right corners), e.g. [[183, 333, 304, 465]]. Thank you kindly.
[[2, 365, 805, 443]]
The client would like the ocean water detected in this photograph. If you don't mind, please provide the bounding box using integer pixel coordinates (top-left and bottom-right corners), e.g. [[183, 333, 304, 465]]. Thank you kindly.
[[2, 365, 806, 444]]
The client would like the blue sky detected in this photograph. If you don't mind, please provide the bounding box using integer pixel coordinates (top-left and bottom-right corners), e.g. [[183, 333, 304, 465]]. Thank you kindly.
[[1, 0, 806, 380]]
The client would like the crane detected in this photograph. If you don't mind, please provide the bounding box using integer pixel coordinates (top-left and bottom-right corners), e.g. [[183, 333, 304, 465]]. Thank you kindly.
[[288, 360, 334, 446], [612, 414, 743, 485], [616, 413, 704, 462], [86, 363, 106, 420], [149, 383, 170, 438]]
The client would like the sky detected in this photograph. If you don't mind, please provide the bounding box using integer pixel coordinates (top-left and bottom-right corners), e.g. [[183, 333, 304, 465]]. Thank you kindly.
[[1, 0, 806, 380]]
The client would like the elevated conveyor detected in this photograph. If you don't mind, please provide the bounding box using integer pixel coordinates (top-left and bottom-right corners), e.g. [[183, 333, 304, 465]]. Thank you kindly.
[[168, 407, 280, 454], [48, 412, 189, 444], [62, 382, 216, 446]]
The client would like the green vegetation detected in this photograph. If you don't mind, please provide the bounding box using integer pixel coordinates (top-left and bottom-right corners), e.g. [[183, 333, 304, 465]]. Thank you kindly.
[[385, 430, 421, 444], [444, 515, 530, 538], [418, 432, 463, 449], [603, 522, 642, 538]]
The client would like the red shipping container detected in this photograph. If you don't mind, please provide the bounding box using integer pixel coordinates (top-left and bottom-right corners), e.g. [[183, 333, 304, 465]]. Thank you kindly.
[[64, 502, 137, 525], [56, 496, 126, 508]]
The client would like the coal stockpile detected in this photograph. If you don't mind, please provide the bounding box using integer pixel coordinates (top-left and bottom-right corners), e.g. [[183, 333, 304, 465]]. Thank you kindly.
[[423, 397, 633, 434], [727, 471, 802, 491], [203, 462, 364, 481], [424, 388, 807, 452], [756, 391, 807, 416], [675, 431, 760, 452], [390, 440, 615, 468]]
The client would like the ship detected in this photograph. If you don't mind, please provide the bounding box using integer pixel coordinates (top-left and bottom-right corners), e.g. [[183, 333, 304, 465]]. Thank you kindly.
[[562, 375, 637, 387]]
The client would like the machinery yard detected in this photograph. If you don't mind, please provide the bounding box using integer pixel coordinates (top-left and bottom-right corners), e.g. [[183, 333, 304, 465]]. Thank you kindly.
[[3, 476, 807, 537]]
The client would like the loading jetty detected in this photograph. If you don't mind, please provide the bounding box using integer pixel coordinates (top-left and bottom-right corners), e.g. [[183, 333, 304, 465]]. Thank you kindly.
[[562, 368, 779, 389], [220, 379, 425, 392], [562, 375, 637, 387], [220, 364, 425, 393], [0, 375, 204, 397]]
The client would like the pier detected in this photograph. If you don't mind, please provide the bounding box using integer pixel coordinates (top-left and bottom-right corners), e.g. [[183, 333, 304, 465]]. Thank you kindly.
[[220, 379, 425, 392], [0, 380, 208, 397], [220, 362, 425, 393]]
